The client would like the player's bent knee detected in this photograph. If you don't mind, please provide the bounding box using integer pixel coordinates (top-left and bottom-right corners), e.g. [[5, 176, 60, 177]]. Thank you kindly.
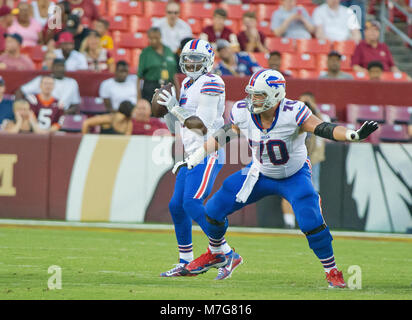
[[305, 225, 333, 250], [169, 199, 184, 216]]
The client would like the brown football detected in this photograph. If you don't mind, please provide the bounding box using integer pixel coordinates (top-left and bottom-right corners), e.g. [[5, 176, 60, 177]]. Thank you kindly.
[[151, 83, 174, 118]]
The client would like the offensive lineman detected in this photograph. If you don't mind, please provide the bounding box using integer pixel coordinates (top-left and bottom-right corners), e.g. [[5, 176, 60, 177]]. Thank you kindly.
[[155, 39, 242, 279], [173, 69, 378, 287]]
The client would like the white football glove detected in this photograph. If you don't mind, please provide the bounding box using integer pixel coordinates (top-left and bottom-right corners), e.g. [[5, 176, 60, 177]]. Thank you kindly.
[[157, 86, 178, 112], [172, 147, 207, 175]]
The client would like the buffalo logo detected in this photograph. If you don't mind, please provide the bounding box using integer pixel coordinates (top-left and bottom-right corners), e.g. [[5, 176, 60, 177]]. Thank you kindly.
[[266, 76, 286, 89], [205, 43, 214, 57]]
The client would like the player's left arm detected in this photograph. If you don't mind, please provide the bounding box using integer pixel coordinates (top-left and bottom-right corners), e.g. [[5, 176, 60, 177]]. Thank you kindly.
[[301, 114, 379, 142]]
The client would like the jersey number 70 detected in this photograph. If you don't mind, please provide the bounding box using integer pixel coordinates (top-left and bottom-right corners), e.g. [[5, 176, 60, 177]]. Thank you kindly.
[[249, 139, 289, 165]]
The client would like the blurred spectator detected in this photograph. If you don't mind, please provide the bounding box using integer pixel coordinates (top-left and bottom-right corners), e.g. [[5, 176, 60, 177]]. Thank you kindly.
[[132, 99, 169, 136], [81, 100, 134, 135], [31, 0, 55, 27], [54, 31, 88, 71], [152, 1, 193, 53], [42, 50, 56, 70], [26, 75, 64, 132], [237, 12, 267, 53], [267, 51, 293, 78], [313, 0, 361, 42], [271, 0, 314, 39], [7, 2, 43, 47], [68, 0, 99, 26], [1, 99, 45, 133], [351, 20, 399, 73], [17, 58, 81, 114], [319, 50, 354, 79], [137, 27, 178, 102], [0, 33, 35, 70], [93, 18, 113, 50], [79, 29, 114, 72], [200, 8, 238, 50], [99, 60, 137, 112], [367, 60, 383, 81], [214, 39, 261, 76], [0, 76, 14, 125], [176, 37, 192, 74], [63, 14, 90, 51], [42, 0, 71, 45], [0, 5, 14, 52]]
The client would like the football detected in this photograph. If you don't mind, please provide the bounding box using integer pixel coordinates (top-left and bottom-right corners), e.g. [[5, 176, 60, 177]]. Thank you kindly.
[[151, 83, 174, 118]]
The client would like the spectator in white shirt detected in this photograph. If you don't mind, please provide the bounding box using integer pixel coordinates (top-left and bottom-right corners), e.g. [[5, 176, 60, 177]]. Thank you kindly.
[[312, 0, 361, 42], [99, 60, 137, 112], [15, 58, 81, 114], [151, 1, 193, 53], [54, 31, 88, 71]]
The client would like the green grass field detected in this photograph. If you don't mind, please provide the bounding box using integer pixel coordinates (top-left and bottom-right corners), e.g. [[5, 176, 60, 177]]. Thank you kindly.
[[0, 224, 411, 300]]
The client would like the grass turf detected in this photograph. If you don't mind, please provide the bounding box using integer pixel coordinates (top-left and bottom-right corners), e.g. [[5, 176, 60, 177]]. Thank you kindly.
[[0, 225, 411, 300]]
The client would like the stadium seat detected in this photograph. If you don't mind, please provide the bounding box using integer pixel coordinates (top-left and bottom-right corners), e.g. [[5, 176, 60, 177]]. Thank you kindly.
[[298, 69, 319, 79], [144, 1, 168, 18], [225, 19, 240, 35], [93, 0, 107, 16], [21, 45, 48, 63], [217, 3, 257, 20], [110, 47, 132, 65], [108, 1, 144, 16], [80, 97, 107, 115], [318, 104, 337, 122], [281, 53, 316, 70], [180, 3, 217, 20], [296, 39, 332, 55], [250, 52, 269, 68], [385, 105, 412, 124], [257, 20, 273, 37], [59, 114, 87, 133], [266, 37, 295, 53], [333, 40, 357, 56], [381, 71, 410, 82], [251, 0, 277, 4], [346, 104, 385, 124], [256, 4, 278, 21], [187, 18, 203, 35], [114, 32, 149, 49], [129, 16, 153, 33], [339, 55, 352, 71], [351, 71, 369, 80], [105, 15, 128, 32], [316, 54, 328, 71], [379, 124, 410, 143], [131, 49, 142, 72]]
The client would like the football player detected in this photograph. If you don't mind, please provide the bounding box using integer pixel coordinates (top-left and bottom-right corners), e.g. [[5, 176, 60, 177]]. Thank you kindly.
[[173, 69, 378, 287], [155, 39, 242, 279]]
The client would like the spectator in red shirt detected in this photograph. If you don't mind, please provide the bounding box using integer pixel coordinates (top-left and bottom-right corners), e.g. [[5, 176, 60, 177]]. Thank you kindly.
[[199, 8, 239, 51], [0, 5, 14, 52], [351, 20, 400, 73], [237, 12, 267, 53], [132, 99, 169, 136], [0, 33, 35, 70], [68, 0, 99, 26]]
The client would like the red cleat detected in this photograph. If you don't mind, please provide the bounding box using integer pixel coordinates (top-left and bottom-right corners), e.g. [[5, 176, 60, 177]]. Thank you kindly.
[[183, 248, 227, 275], [326, 269, 347, 288]]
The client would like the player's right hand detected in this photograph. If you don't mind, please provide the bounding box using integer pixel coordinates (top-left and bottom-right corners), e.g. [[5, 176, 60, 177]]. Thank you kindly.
[[356, 121, 379, 140], [172, 160, 188, 175]]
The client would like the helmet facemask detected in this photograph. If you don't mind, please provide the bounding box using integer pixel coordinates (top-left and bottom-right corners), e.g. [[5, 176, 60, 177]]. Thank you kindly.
[[245, 85, 276, 114], [179, 53, 210, 80]]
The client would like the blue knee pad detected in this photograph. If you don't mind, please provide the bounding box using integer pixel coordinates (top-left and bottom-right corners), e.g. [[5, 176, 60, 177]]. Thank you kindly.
[[206, 215, 228, 240], [306, 225, 333, 253]]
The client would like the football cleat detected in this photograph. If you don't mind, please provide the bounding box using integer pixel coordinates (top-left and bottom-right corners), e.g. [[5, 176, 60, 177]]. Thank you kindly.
[[160, 263, 197, 277], [326, 269, 347, 288], [183, 248, 227, 275], [215, 249, 243, 280]]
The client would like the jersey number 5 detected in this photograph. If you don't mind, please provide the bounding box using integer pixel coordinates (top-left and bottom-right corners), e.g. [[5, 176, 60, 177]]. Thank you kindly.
[[251, 139, 289, 165]]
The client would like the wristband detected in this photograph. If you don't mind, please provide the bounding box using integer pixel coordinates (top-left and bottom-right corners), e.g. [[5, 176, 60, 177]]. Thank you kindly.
[[170, 106, 192, 124], [345, 129, 360, 141]]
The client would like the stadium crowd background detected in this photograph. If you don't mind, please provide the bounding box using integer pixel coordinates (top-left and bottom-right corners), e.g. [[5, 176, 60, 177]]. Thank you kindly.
[[0, 0, 411, 141]]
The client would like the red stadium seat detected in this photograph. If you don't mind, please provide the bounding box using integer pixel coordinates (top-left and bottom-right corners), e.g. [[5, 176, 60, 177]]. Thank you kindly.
[[180, 3, 217, 20], [108, 1, 143, 16], [266, 37, 295, 53], [281, 53, 316, 70], [318, 104, 337, 122], [256, 4, 278, 21], [114, 32, 149, 49], [251, 0, 278, 4], [250, 52, 269, 68], [144, 1, 167, 18], [351, 71, 369, 80], [296, 39, 332, 55], [339, 54, 352, 71], [385, 105, 412, 124], [187, 18, 203, 35], [105, 15, 128, 32], [93, 0, 107, 16], [333, 40, 357, 56], [346, 104, 385, 124], [59, 114, 88, 133], [22, 45, 48, 63], [381, 71, 410, 82], [379, 124, 410, 143], [80, 97, 107, 115], [129, 16, 153, 33], [110, 47, 132, 65], [131, 48, 142, 72], [218, 3, 257, 20], [298, 69, 319, 79], [316, 54, 328, 71], [224, 19, 240, 35], [257, 20, 273, 37]]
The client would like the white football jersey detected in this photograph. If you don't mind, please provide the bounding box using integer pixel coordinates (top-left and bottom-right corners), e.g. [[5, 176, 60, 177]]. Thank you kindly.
[[230, 98, 312, 179], [178, 73, 225, 154]]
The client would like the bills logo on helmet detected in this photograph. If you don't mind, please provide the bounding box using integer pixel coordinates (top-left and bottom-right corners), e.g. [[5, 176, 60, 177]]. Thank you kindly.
[[205, 43, 214, 57], [265, 76, 286, 89]]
